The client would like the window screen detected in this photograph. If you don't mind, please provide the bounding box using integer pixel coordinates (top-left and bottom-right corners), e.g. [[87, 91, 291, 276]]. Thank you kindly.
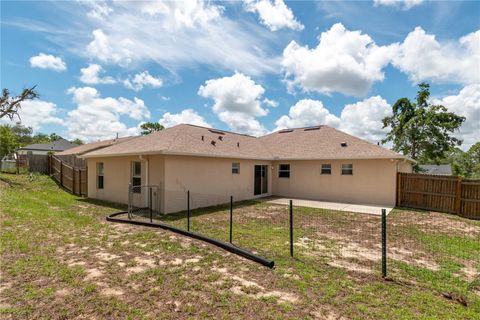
[[278, 164, 290, 178], [232, 162, 240, 174], [97, 162, 104, 189], [321, 164, 331, 175], [132, 161, 141, 193], [341, 164, 353, 175]]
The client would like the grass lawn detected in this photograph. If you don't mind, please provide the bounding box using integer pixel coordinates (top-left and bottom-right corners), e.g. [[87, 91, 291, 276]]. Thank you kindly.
[[1, 173, 479, 319]]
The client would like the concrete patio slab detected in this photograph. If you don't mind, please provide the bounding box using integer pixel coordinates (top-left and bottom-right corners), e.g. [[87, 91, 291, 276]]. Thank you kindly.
[[265, 198, 393, 216]]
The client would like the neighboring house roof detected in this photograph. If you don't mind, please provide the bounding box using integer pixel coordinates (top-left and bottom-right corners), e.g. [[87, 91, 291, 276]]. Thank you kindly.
[[82, 124, 412, 162], [419, 164, 452, 175], [18, 139, 78, 152], [56, 136, 137, 156]]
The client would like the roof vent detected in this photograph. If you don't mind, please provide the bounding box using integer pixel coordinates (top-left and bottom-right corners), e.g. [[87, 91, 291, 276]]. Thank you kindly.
[[340, 142, 348, 147], [209, 129, 225, 135], [237, 142, 240, 147], [201, 135, 204, 141], [218, 136, 223, 141], [304, 126, 320, 131], [279, 129, 294, 133], [211, 140, 216, 146]]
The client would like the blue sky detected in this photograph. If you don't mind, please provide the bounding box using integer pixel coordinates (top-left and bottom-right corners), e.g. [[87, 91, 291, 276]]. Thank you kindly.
[[1, 0, 479, 148]]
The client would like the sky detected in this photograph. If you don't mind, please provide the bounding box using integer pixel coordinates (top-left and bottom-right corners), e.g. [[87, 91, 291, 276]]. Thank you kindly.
[[1, 0, 479, 149]]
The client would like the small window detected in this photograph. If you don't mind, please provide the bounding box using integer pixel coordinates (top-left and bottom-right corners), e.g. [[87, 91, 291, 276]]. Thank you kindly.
[[232, 162, 240, 174], [321, 164, 331, 175], [132, 161, 141, 193], [97, 162, 104, 189], [342, 164, 353, 175], [278, 164, 290, 178]]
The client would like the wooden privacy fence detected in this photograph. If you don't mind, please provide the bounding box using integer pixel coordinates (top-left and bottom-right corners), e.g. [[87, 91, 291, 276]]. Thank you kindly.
[[50, 155, 87, 196], [397, 172, 480, 219]]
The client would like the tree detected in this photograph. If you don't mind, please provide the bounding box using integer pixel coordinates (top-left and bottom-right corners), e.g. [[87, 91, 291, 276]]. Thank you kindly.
[[140, 122, 164, 135], [0, 125, 19, 158], [382, 83, 465, 166], [451, 143, 480, 179], [49, 133, 63, 141], [0, 86, 39, 120], [31, 133, 51, 144], [72, 138, 84, 145], [10, 122, 33, 145]]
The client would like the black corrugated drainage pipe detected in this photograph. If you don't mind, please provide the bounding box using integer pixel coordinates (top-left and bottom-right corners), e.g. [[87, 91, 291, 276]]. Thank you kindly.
[[106, 212, 275, 269]]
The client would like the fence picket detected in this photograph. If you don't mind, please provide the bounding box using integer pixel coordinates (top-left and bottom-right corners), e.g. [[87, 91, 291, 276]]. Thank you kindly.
[[397, 172, 480, 219]]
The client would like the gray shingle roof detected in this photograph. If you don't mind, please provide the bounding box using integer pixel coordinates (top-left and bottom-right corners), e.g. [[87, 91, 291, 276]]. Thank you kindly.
[[419, 164, 452, 175], [19, 139, 78, 152]]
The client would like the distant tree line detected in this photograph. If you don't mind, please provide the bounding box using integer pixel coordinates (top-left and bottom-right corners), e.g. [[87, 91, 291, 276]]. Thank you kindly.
[[0, 122, 84, 158]]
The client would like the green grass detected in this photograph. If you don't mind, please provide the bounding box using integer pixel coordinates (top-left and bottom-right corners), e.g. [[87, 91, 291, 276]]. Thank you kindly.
[[1, 173, 479, 319]]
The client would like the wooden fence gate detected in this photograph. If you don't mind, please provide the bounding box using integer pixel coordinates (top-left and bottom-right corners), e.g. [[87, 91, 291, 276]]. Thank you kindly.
[[397, 172, 480, 219], [50, 155, 87, 196]]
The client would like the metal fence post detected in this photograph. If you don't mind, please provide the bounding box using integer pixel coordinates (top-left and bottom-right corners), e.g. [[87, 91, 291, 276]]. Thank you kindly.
[[381, 208, 387, 278], [128, 183, 132, 220], [229, 195, 233, 243], [290, 200, 293, 257], [187, 190, 190, 231], [149, 187, 153, 223]]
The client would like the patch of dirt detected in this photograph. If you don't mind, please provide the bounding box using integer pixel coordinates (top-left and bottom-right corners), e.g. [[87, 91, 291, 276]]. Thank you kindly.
[[213, 267, 300, 304], [84, 268, 103, 281], [55, 288, 71, 297], [101, 287, 124, 297]]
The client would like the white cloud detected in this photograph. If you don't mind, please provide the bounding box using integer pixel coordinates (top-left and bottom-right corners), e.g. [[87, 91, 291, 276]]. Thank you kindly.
[[84, 0, 112, 19], [392, 27, 480, 85], [0, 100, 63, 132], [435, 84, 480, 149], [79, 63, 116, 84], [124, 71, 163, 91], [373, 0, 424, 10], [274, 99, 340, 131], [274, 96, 393, 144], [282, 23, 395, 97], [159, 109, 211, 128], [29, 53, 66, 71], [263, 98, 279, 108], [244, 0, 304, 31], [198, 72, 268, 136], [65, 87, 150, 141], [82, 1, 278, 75], [339, 96, 392, 143]]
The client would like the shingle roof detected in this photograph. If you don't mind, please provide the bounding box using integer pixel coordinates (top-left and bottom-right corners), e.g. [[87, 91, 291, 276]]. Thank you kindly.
[[19, 139, 78, 152], [260, 125, 406, 160], [419, 164, 452, 175], [82, 124, 273, 159], [56, 136, 137, 156], [81, 124, 411, 161]]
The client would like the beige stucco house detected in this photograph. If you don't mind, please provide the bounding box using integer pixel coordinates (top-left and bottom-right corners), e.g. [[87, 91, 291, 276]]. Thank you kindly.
[[81, 124, 413, 213]]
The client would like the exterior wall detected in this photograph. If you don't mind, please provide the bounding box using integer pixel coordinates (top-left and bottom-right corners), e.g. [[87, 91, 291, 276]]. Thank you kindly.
[[18, 150, 52, 155], [271, 159, 399, 206], [86, 153, 411, 212], [87, 155, 152, 206], [162, 155, 272, 213], [397, 160, 413, 173]]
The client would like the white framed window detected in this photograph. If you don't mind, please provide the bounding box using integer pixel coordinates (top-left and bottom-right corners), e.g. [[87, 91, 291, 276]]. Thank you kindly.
[[279, 164, 290, 178], [321, 164, 331, 175], [341, 164, 353, 175], [132, 161, 141, 193], [232, 162, 240, 174], [97, 162, 104, 189]]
